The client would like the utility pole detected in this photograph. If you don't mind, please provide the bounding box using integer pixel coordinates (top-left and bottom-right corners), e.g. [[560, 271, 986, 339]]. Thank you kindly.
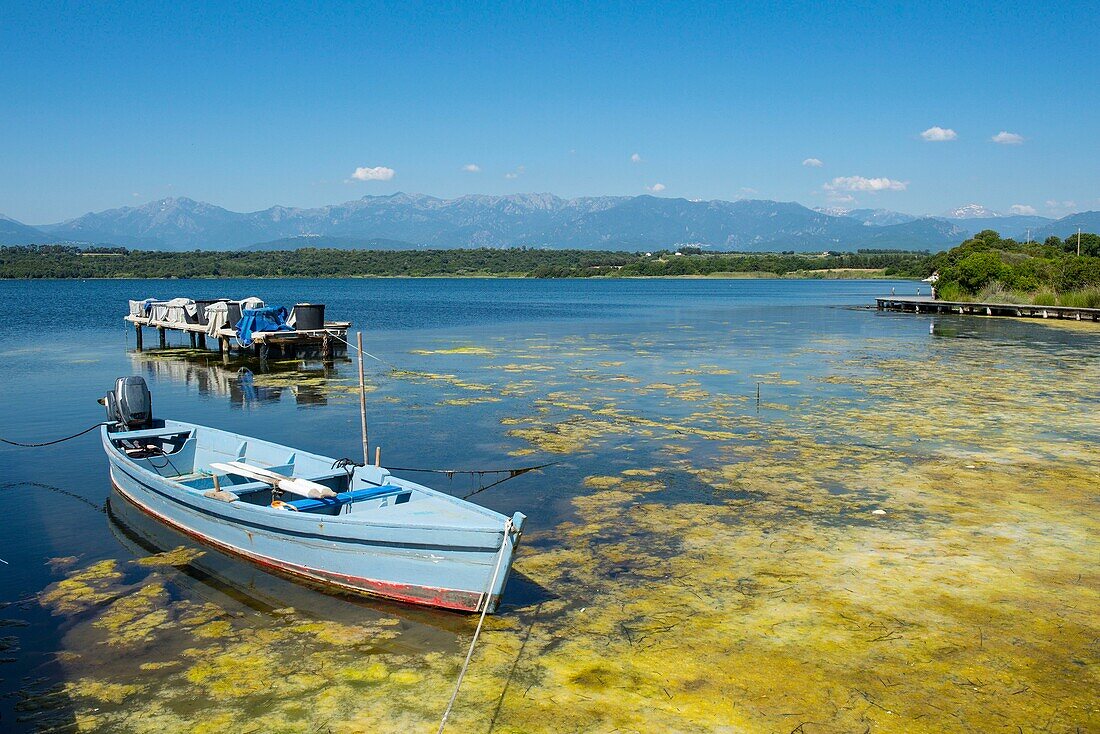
[[1026, 228, 1031, 245], [1078, 227, 1082, 256]]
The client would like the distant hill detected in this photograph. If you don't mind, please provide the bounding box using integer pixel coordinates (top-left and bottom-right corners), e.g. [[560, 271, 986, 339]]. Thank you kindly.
[[12, 193, 1090, 252], [816, 208, 919, 226], [245, 235, 420, 251], [1031, 211, 1100, 241], [28, 194, 920, 251], [848, 217, 968, 249], [537, 197, 877, 250], [0, 214, 49, 245], [952, 215, 1054, 238], [942, 203, 1002, 219], [36, 198, 276, 250], [816, 206, 1054, 240]]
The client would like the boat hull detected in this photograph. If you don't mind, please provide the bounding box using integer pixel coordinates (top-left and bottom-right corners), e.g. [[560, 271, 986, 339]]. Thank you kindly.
[[105, 435, 523, 613]]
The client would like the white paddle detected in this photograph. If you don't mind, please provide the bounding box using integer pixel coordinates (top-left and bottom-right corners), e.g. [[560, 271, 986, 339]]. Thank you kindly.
[[209, 461, 337, 499]]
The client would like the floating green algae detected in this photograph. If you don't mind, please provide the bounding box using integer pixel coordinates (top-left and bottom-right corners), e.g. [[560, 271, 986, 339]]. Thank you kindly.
[[440, 396, 503, 406], [134, 546, 205, 568], [30, 316, 1100, 733], [39, 559, 125, 615], [410, 345, 496, 356], [390, 369, 493, 392], [94, 582, 172, 646]]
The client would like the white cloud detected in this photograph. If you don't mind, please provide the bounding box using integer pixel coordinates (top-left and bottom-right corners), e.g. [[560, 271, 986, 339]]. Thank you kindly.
[[1008, 204, 1037, 215], [349, 166, 395, 181], [1045, 199, 1078, 215], [802, 158, 823, 167], [992, 131, 1024, 145], [646, 183, 666, 193], [462, 163, 481, 173], [920, 126, 958, 142], [631, 153, 643, 163], [824, 176, 907, 192], [504, 173, 518, 179]]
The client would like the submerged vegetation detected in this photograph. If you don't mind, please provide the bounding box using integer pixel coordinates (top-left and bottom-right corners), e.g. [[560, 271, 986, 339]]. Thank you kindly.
[[0, 244, 929, 279], [16, 316, 1099, 733], [930, 229, 1100, 306]]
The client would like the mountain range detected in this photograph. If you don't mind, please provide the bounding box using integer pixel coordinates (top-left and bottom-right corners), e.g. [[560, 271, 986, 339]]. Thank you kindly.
[[2, 194, 1096, 252]]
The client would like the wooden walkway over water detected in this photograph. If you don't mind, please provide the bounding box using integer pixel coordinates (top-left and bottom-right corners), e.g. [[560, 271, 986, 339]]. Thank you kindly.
[[876, 296, 1100, 322], [125, 315, 351, 362]]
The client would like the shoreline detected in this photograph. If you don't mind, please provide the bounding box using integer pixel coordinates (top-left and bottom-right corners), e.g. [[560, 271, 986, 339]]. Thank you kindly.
[[0, 271, 919, 282]]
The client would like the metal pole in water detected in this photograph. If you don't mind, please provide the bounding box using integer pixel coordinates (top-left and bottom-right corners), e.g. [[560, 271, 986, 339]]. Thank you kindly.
[[357, 331, 369, 466]]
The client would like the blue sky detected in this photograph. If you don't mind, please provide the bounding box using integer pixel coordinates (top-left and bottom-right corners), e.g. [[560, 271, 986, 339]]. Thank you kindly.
[[1, 1, 1097, 223]]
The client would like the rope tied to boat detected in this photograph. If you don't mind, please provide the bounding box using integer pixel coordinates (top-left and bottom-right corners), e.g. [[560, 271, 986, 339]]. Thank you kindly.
[[437, 517, 515, 734], [0, 422, 108, 448], [331, 458, 554, 498]]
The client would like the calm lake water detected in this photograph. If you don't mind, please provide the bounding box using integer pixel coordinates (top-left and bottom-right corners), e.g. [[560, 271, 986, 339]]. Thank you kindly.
[[0, 278, 1096, 733]]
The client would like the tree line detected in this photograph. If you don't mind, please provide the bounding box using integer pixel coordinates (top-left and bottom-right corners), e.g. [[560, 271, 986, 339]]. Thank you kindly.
[[0, 245, 930, 279]]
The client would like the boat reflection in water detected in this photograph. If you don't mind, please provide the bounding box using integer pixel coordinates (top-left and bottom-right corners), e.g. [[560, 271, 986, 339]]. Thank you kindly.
[[129, 349, 341, 407], [106, 486, 476, 638]]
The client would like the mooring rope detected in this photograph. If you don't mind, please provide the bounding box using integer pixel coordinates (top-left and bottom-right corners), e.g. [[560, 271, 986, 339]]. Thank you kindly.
[[437, 518, 515, 734], [386, 463, 555, 476], [0, 481, 106, 513], [327, 332, 403, 371], [391, 463, 556, 498], [0, 422, 108, 448]]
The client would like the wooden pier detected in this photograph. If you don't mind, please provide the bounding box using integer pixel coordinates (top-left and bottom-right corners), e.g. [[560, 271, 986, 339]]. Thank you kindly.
[[876, 296, 1100, 322], [125, 314, 351, 363]]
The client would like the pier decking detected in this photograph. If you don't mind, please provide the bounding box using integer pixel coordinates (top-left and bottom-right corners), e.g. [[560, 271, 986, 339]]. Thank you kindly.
[[876, 296, 1100, 322], [125, 314, 351, 362]]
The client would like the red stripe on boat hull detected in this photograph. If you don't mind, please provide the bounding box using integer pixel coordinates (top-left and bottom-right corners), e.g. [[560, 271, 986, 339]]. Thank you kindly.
[[111, 479, 488, 613]]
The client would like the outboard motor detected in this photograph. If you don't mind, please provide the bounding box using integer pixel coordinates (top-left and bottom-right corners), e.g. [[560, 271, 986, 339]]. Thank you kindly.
[[102, 376, 153, 431]]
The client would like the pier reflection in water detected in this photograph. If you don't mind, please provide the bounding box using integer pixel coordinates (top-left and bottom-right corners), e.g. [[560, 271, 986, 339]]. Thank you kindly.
[[128, 348, 351, 407]]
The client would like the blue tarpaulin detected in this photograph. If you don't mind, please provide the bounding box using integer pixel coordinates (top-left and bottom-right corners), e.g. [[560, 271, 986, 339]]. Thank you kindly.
[[236, 306, 294, 346]]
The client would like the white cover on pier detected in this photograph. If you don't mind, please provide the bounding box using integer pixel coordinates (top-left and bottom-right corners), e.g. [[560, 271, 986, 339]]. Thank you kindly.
[[128, 298, 157, 318], [150, 298, 198, 325]]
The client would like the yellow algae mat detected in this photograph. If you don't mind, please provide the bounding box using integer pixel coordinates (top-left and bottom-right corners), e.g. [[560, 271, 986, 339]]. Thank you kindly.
[[31, 321, 1100, 733]]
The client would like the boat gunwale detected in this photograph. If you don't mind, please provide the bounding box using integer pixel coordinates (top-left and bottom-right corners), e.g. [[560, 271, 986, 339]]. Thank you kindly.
[[101, 422, 512, 535]]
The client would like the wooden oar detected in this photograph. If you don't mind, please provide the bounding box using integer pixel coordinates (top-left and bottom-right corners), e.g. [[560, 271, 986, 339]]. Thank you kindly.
[[224, 461, 337, 499], [209, 461, 336, 499]]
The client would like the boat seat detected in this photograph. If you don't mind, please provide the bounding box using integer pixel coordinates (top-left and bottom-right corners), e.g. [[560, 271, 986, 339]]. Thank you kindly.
[[112, 427, 193, 441], [285, 485, 409, 512], [182, 475, 271, 493]]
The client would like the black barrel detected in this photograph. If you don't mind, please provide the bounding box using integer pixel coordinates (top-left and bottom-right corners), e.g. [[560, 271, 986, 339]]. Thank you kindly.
[[293, 303, 325, 331]]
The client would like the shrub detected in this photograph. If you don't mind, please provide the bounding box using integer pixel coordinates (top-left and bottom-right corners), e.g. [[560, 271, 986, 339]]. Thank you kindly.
[[932, 231, 1100, 306], [954, 251, 1008, 293]]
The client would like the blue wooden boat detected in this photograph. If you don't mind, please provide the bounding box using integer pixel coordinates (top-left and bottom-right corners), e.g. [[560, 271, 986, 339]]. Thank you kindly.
[[99, 378, 526, 613]]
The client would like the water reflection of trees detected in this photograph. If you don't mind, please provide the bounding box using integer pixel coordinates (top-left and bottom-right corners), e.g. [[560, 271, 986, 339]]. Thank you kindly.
[[128, 350, 345, 407]]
